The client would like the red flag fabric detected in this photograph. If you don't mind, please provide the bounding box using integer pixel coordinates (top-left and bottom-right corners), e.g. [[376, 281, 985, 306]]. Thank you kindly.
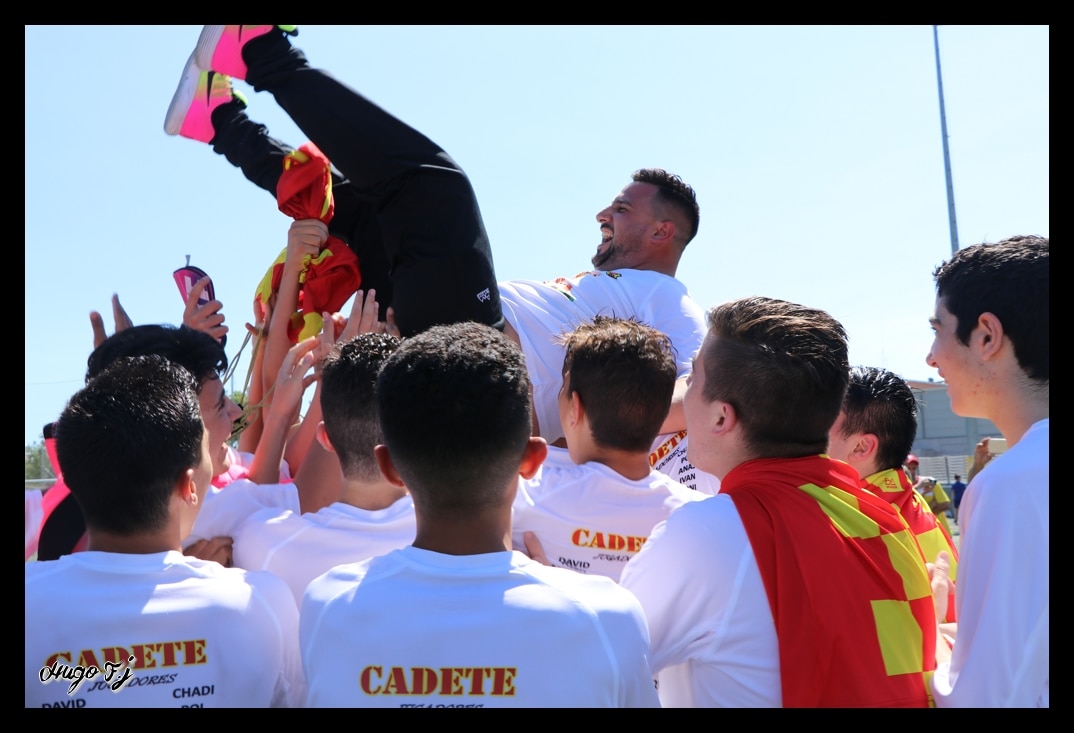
[[255, 142, 362, 342], [862, 467, 960, 623], [723, 455, 938, 707]]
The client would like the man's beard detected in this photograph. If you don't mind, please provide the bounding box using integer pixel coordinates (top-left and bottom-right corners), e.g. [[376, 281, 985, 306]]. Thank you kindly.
[[592, 239, 621, 270]]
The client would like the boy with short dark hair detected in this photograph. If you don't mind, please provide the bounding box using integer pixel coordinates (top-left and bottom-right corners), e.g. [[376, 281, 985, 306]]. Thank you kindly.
[[229, 333, 416, 604], [827, 365, 960, 623], [300, 322, 659, 707], [25, 356, 304, 708], [511, 316, 704, 581], [621, 296, 939, 707], [926, 235, 1049, 707]]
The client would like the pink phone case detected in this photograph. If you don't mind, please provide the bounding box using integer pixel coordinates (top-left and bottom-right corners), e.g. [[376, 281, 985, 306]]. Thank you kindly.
[[173, 263, 226, 347], [173, 265, 215, 307]]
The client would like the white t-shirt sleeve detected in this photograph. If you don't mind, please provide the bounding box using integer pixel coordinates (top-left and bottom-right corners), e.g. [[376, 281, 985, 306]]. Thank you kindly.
[[596, 589, 662, 707], [645, 287, 706, 378], [931, 426, 1049, 708], [619, 496, 780, 707], [246, 569, 307, 707], [185, 480, 300, 546], [621, 504, 715, 673]]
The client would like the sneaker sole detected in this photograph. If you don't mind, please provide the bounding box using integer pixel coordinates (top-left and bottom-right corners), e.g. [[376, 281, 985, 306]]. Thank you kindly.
[[163, 53, 201, 136], [193, 25, 228, 75]]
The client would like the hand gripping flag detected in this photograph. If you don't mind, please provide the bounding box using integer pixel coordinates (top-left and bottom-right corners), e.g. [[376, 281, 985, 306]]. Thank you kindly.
[[255, 142, 362, 343]]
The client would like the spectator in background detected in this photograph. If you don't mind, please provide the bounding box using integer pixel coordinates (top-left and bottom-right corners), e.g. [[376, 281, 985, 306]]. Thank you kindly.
[[917, 476, 954, 537], [949, 474, 967, 524], [905, 454, 922, 483]]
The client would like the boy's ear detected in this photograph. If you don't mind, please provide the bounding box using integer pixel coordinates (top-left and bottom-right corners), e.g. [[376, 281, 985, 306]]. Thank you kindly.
[[567, 390, 585, 429], [707, 399, 736, 436], [975, 311, 1005, 360], [519, 437, 549, 480], [852, 432, 880, 464], [314, 421, 334, 454], [373, 445, 406, 487], [174, 467, 199, 507]]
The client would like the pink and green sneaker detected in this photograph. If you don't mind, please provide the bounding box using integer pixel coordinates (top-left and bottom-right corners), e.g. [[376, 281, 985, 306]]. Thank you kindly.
[[164, 53, 246, 142], [194, 25, 297, 82]]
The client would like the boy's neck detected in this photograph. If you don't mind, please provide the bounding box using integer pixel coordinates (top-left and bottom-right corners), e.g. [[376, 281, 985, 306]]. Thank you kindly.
[[568, 432, 652, 481], [339, 478, 409, 512], [87, 528, 182, 556], [411, 505, 513, 556]]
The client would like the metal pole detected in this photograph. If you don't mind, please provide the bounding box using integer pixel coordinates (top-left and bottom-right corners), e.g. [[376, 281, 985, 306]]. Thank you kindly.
[[934, 25, 960, 255]]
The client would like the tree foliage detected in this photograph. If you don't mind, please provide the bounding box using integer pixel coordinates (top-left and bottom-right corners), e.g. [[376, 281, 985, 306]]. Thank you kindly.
[[25, 440, 55, 483]]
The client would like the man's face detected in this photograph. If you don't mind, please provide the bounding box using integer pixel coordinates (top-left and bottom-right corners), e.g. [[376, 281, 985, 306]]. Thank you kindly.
[[592, 181, 660, 271], [197, 375, 243, 477], [926, 296, 979, 417]]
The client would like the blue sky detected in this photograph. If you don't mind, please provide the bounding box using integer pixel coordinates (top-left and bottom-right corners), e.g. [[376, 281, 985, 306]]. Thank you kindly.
[[24, 25, 1049, 445]]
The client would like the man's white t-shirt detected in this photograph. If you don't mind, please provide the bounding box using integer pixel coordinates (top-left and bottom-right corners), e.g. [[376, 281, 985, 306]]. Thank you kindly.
[[932, 418, 1049, 708], [25, 551, 305, 708], [233, 496, 417, 604], [511, 446, 706, 581], [619, 496, 782, 707], [301, 547, 661, 707], [498, 268, 706, 443]]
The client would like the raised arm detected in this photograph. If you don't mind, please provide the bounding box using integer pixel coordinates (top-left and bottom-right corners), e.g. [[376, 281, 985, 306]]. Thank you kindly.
[[262, 219, 328, 418], [247, 336, 319, 485]]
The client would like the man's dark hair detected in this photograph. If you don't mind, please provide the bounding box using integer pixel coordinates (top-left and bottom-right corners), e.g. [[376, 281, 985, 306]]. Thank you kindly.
[[55, 355, 204, 536], [933, 235, 1048, 381], [86, 324, 229, 392], [375, 322, 532, 516], [320, 333, 401, 481], [632, 168, 700, 245], [559, 315, 676, 452], [702, 296, 849, 457], [838, 366, 917, 472]]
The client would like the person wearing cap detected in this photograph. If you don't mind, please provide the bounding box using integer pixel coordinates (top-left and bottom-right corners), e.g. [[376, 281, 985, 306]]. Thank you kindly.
[[905, 455, 953, 536], [916, 476, 954, 537], [905, 454, 921, 483]]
